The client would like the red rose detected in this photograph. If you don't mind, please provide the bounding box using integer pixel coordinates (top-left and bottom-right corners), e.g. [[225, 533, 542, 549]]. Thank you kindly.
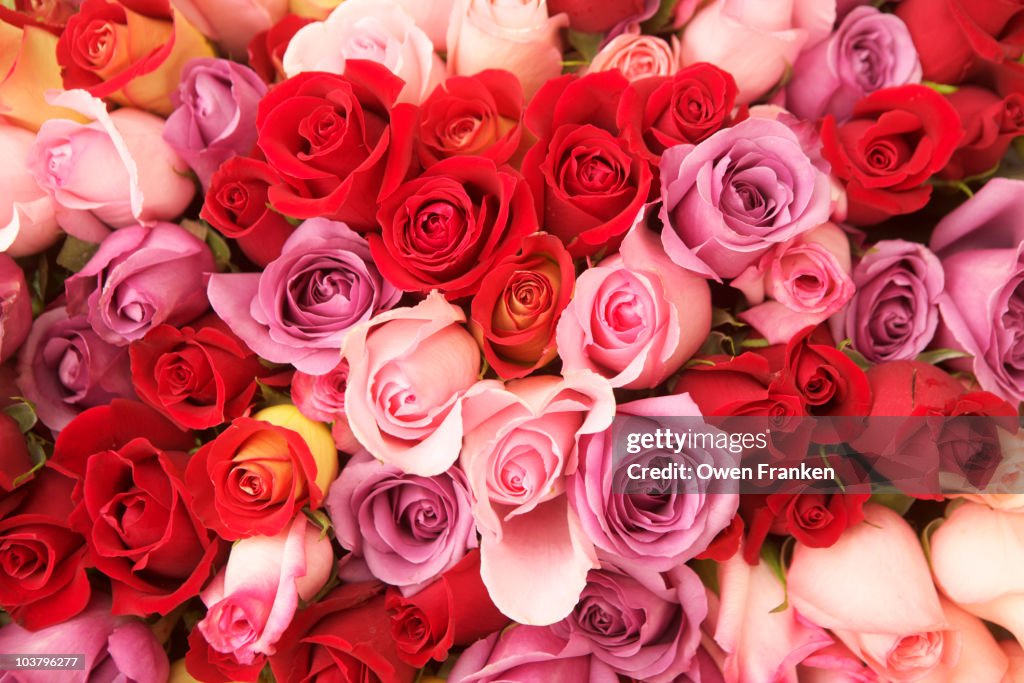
[[618, 63, 742, 164], [821, 85, 963, 225], [385, 550, 509, 668], [546, 0, 645, 33], [780, 327, 872, 419], [0, 467, 90, 630], [0, 413, 32, 492], [941, 86, 1024, 179], [186, 626, 266, 683], [255, 62, 416, 229], [864, 360, 964, 416], [201, 156, 297, 267], [247, 14, 313, 84], [522, 70, 653, 257], [51, 400, 226, 616], [417, 70, 524, 167], [270, 582, 417, 683], [741, 491, 871, 563], [371, 156, 537, 300]]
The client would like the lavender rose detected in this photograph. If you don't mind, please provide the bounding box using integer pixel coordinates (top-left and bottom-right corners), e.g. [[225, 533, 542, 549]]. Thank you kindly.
[[832, 240, 944, 363], [208, 218, 400, 375], [17, 307, 135, 432], [787, 6, 921, 122], [325, 450, 477, 593], [659, 117, 832, 281], [163, 58, 267, 189], [0, 254, 31, 363], [64, 223, 215, 346]]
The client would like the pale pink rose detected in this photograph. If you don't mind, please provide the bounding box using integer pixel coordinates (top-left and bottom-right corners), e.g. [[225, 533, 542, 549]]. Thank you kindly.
[[172, 0, 288, 57], [342, 291, 481, 477], [918, 598, 1010, 683], [283, 0, 445, 104], [394, 0, 456, 50], [732, 222, 854, 344], [0, 123, 59, 257], [681, 0, 836, 104], [459, 371, 615, 625], [787, 504, 961, 682], [587, 30, 682, 81], [197, 516, 333, 665], [447, 0, 569, 100], [798, 643, 882, 682], [930, 502, 1024, 647], [27, 90, 195, 243], [556, 216, 711, 389]]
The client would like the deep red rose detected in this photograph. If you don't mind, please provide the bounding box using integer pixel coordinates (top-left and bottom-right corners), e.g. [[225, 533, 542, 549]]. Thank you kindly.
[[547, 0, 645, 33], [247, 14, 313, 84], [270, 581, 417, 683], [186, 625, 266, 683], [695, 513, 744, 562], [780, 327, 872, 419], [385, 550, 509, 668], [864, 360, 965, 416], [371, 156, 537, 300], [741, 491, 871, 563], [522, 70, 652, 257], [51, 400, 225, 616], [0, 413, 32, 492], [618, 63, 742, 164], [255, 61, 416, 229], [417, 70, 524, 168], [0, 467, 90, 630], [821, 85, 964, 226], [201, 155, 297, 267], [941, 86, 1024, 179]]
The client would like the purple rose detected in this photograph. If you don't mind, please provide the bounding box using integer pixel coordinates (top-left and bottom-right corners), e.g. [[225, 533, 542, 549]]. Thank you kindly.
[[832, 239, 943, 363], [0, 254, 31, 363], [16, 306, 135, 432], [930, 178, 1024, 402], [64, 223, 214, 346], [163, 58, 267, 190], [550, 565, 708, 683], [568, 394, 739, 570], [325, 449, 477, 592], [658, 117, 832, 281], [0, 595, 168, 683], [208, 218, 399, 375], [787, 7, 922, 122]]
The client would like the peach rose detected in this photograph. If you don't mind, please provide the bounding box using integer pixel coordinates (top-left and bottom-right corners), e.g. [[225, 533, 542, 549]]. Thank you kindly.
[[172, 0, 287, 57], [0, 123, 59, 256], [919, 598, 1010, 683], [587, 30, 682, 81]]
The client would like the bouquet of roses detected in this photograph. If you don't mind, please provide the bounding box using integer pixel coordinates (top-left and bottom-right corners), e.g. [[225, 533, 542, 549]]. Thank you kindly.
[[1, 0, 1023, 680]]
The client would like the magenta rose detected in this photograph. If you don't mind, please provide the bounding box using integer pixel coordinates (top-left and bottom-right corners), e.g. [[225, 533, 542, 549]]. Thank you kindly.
[[0, 253, 31, 363]]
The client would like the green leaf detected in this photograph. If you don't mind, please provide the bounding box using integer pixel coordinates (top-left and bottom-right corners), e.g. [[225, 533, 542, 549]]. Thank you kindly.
[[684, 358, 717, 368], [567, 30, 604, 63], [840, 343, 872, 372], [739, 337, 771, 349], [870, 492, 914, 516], [915, 348, 972, 365], [56, 236, 100, 274], [689, 558, 720, 595], [257, 380, 292, 407], [922, 81, 958, 95], [761, 540, 790, 613], [303, 508, 333, 539], [204, 225, 237, 273], [3, 401, 37, 433], [711, 307, 747, 329]]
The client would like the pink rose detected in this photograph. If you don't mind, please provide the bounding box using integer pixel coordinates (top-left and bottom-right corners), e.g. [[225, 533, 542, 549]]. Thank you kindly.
[[459, 371, 615, 624], [446, 0, 569, 100], [342, 292, 481, 477], [197, 516, 334, 665], [283, 0, 445, 104], [918, 598, 1011, 683], [732, 222, 854, 345], [681, 0, 836, 104], [787, 504, 961, 682], [392, 0, 455, 50], [587, 30, 682, 82], [556, 217, 711, 389], [172, 0, 288, 57], [291, 359, 360, 453], [0, 123, 59, 257], [27, 90, 195, 243]]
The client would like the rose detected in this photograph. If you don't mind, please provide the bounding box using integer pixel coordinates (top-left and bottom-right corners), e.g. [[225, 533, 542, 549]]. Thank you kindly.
[[0, 468, 90, 630], [247, 14, 312, 83], [941, 86, 1024, 180], [741, 491, 871, 564], [446, 0, 569, 100], [16, 306, 135, 432], [587, 31, 682, 82], [617, 62, 741, 164], [550, 565, 708, 683], [415, 70, 524, 168], [732, 223, 855, 345], [786, 7, 922, 122], [0, 254, 31, 363], [781, 327, 872, 423], [391, 0, 453, 49], [522, 70, 653, 257], [283, 0, 444, 105], [269, 582, 418, 683], [185, 404, 338, 540], [56, 0, 214, 115], [557, 218, 711, 389], [171, 0, 287, 57], [680, 0, 836, 104], [787, 504, 961, 682], [198, 516, 333, 665], [291, 359, 359, 452], [659, 116, 832, 280], [546, 0, 644, 33], [385, 550, 509, 667], [925, 598, 1015, 683], [163, 58, 267, 189], [254, 63, 416, 227], [371, 157, 536, 300], [469, 232, 573, 380], [208, 217, 399, 374], [200, 155, 296, 266], [929, 178, 1024, 402], [0, 123, 60, 257], [326, 450, 477, 591], [459, 372, 614, 624], [129, 317, 281, 430], [864, 360, 964, 417], [0, 412, 31, 491], [569, 394, 740, 571], [28, 90, 196, 243], [342, 292, 481, 477], [820, 85, 963, 226], [185, 626, 266, 683]]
